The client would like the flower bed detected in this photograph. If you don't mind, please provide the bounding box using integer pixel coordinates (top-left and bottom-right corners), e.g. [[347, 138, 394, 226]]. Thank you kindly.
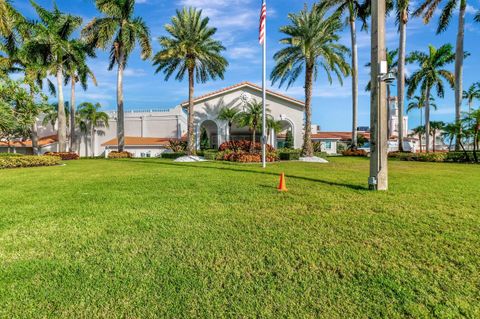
[[44, 152, 79, 160], [342, 149, 368, 157], [108, 151, 133, 159], [219, 140, 275, 152], [216, 150, 278, 163], [0, 155, 61, 169]]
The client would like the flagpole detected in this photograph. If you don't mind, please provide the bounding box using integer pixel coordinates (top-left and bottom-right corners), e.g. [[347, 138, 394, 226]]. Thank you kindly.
[[261, 0, 267, 169]]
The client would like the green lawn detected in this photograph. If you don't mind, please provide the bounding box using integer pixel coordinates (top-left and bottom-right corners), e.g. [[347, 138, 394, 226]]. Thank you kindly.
[[1, 157, 479, 318]]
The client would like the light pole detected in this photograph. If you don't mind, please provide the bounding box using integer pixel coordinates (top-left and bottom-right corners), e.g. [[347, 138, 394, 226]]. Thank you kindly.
[[369, 0, 389, 191]]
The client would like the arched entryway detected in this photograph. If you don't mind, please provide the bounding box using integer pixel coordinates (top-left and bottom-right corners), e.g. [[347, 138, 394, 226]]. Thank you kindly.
[[275, 119, 295, 148], [198, 120, 219, 150]]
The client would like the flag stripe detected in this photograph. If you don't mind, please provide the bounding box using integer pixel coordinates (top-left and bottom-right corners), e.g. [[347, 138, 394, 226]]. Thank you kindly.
[[259, 2, 266, 45]]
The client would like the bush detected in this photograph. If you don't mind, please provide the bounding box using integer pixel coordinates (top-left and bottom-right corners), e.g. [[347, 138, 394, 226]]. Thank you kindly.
[[389, 152, 447, 162], [0, 153, 23, 157], [44, 152, 79, 160], [161, 152, 186, 159], [445, 151, 476, 163], [108, 151, 133, 159], [314, 152, 328, 158], [219, 140, 275, 152], [217, 150, 278, 163], [278, 148, 301, 161], [0, 155, 61, 169], [342, 149, 368, 157], [203, 150, 218, 160], [168, 140, 187, 152]]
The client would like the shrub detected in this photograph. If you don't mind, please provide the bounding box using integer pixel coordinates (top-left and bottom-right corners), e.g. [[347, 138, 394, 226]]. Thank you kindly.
[[44, 152, 79, 160], [342, 149, 368, 157], [0, 155, 61, 169], [314, 152, 328, 158], [219, 140, 275, 152], [168, 140, 187, 152], [389, 152, 447, 162], [445, 151, 476, 163], [108, 151, 133, 159], [284, 130, 294, 149], [278, 148, 301, 161], [0, 153, 23, 157], [217, 150, 278, 163], [203, 150, 218, 160], [161, 152, 186, 159]]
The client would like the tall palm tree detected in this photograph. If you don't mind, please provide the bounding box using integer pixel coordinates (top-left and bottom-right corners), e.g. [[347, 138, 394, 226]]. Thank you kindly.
[[442, 122, 460, 151], [395, 0, 412, 151], [407, 95, 437, 127], [406, 44, 455, 152], [429, 120, 445, 152], [465, 108, 480, 162], [324, 0, 368, 148], [25, 1, 83, 152], [414, 0, 471, 150], [77, 102, 109, 157], [64, 42, 97, 153], [237, 100, 270, 152], [42, 102, 70, 130], [462, 83, 480, 115], [410, 125, 425, 152], [153, 8, 228, 156], [217, 106, 240, 142], [82, 0, 152, 153], [271, 3, 350, 157]]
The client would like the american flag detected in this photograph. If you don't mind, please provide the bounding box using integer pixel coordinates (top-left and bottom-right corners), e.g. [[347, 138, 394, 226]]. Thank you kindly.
[[259, 1, 266, 45]]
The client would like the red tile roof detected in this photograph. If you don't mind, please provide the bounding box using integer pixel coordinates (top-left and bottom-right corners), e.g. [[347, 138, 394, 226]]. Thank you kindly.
[[101, 136, 183, 147], [311, 132, 371, 141], [0, 135, 58, 148], [181, 81, 305, 107]]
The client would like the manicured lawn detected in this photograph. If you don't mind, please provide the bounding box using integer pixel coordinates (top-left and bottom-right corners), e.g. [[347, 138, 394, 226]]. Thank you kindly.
[[1, 157, 479, 318]]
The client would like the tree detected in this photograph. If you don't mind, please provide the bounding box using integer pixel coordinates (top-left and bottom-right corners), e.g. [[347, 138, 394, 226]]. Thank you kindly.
[[82, 0, 152, 152], [395, 0, 412, 151], [462, 83, 480, 115], [324, 0, 368, 148], [414, 0, 471, 151], [237, 100, 270, 152], [64, 41, 97, 153], [429, 120, 445, 152], [442, 122, 460, 151], [25, 1, 84, 152], [42, 102, 70, 129], [77, 102, 109, 157], [199, 128, 209, 150], [217, 107, 240, 142], [463, 108, 480, 162], [406, 44, 455, 152], [410, 125, 425, 153], [153, 8, 228, 156], [284, 129, 294, 149], [271, 3, 350, 157], [407, 95, 437, 127]]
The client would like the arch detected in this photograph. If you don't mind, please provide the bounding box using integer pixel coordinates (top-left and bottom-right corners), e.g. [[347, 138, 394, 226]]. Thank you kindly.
[[198, 119, 219, 150], [275, 117, 296, 149]]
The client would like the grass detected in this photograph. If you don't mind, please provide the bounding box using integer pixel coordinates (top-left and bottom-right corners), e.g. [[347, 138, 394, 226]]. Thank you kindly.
[[0, 157, 479, 318]]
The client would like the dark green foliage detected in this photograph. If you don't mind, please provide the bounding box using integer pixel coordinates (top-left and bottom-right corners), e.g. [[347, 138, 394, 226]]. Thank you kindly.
[[199, 128, 209, 151], [284, 130, 294, 149], [203, 150, 218, 160], [161, 152, 186, 159], [278, 150, 300, 161]]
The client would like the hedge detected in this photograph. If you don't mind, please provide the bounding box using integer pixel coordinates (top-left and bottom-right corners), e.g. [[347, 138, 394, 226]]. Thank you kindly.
[[44, 152, 79, 160], [108, 151, 133, 159], [0, 153, 23, 157], [161, 152, 186, 159], [279, 151, 300, 161], [0, 155, 61, 169], [389, 152, 447, 162], [203, 150, 218, 160]]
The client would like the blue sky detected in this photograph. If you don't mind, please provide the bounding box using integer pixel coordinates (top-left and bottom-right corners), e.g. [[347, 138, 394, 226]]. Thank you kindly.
[[13, 0, 480, 131]]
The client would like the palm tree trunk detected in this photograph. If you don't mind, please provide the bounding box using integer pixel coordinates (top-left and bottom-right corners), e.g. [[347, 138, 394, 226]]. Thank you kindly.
[[349, 17, 358, 149], [252, 125, 256, 152], [398, 12, 407, 152], [418, 133, 423, 153], [425, 87, 431, 153], [302, 64, 314, 157], [454, 1, 466, 151], [91, 124, 95, 158], [187, 67, 196, 156], [432, 129, 436, 152], [56, 67, 67, 152], [29, 88, 39, 155], [117, 51, 125, 152], [70, 77, 76, 153]]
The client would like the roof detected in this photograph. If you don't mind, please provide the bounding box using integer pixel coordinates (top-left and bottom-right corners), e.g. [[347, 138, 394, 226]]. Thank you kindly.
[[0, 135, 58, 148], [102, 136, 182, 147], [311, 132, 371, 141], [181, 81, 305, 108]]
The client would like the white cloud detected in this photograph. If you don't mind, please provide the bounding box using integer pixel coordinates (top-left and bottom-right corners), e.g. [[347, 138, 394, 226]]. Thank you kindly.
[[228, 46, 259, 60]]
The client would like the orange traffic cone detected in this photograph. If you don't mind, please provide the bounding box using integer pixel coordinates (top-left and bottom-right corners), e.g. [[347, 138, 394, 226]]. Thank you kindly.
[[278, 173, 288, 192]]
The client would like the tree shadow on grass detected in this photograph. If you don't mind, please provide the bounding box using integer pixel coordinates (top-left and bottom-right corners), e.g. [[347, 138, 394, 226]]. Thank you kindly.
[[129, 159, 367, 191]]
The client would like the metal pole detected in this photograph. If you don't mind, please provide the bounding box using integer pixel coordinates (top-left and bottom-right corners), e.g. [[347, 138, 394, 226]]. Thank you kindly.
[[261, 0, 267, 169], [369, 0, 388, 191]]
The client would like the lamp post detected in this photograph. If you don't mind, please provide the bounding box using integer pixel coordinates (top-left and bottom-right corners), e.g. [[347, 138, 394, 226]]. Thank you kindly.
[[369, 0, 388, 191]]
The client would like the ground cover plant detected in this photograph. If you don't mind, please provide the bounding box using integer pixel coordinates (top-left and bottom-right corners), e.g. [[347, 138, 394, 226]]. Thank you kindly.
[[0, 155, 61, 169], [0, 157, 479, 318]]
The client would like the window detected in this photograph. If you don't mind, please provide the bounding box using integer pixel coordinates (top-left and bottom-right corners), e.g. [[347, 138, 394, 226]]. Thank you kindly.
[[325, 141, 332, 149]]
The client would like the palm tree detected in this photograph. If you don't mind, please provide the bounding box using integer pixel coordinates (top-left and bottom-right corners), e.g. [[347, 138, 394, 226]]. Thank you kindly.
[[463, 108, 480, 162], [410, 125, 425, 152], [395, 0, 413, 151], [217, 107, 240, 142], [442, 122, 460, 151], [429, 121, 445, 152], [237, 100, 270, 152], [153, 8, 228, 156], [406, 44, 455, 152], [324, 0, 368, 148], [42, 102, 70, 130], [77, 102, 109, 157], [407, 95, 437, 127], [82, 0, 152, 153], [462, 83, 480, 115], [414, 0, 471, 151], [24, 1, 84, 152], [64, 42, 97, 153], [271, 3, 350, 157]]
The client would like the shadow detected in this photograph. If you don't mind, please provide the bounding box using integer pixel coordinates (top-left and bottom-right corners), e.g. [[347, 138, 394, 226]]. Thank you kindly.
[[129, 159, 367, 191]]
